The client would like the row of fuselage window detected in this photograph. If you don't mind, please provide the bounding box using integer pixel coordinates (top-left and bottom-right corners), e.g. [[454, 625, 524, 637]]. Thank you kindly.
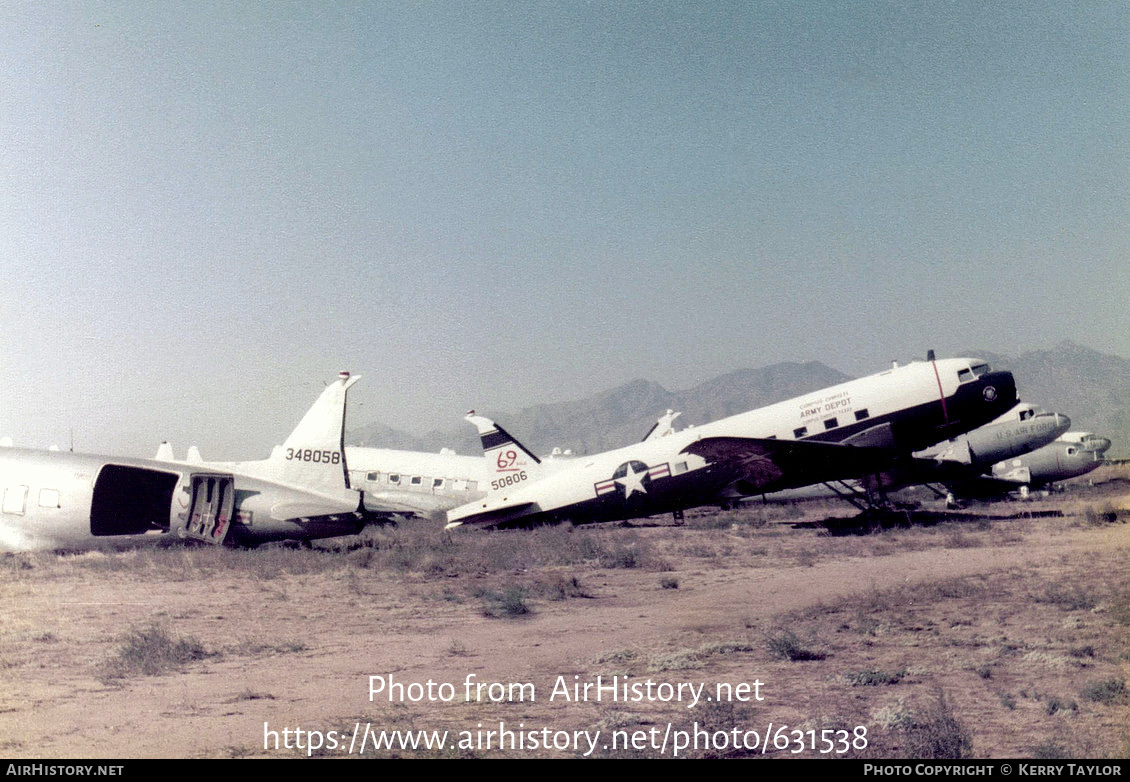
[[358, 472, 479, 494], [790, 408, 871, 440]]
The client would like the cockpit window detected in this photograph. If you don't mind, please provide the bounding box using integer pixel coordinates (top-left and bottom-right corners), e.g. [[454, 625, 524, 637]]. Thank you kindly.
[[957, 363, 992, 383], [1019, 409, 1033, 421]]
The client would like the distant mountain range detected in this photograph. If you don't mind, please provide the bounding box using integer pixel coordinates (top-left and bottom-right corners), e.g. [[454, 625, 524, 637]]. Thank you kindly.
[[348, 341, 1128, 459]]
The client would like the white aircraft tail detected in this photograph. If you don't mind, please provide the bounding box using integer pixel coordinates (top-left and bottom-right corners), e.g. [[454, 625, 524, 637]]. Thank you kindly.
[[466, 412, 544, 492], [264, 372, 360, 494], [642, 409, 681, 441]]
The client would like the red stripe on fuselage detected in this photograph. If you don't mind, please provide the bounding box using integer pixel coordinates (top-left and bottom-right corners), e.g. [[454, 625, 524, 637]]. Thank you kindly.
[[931, 360, 949, 425]]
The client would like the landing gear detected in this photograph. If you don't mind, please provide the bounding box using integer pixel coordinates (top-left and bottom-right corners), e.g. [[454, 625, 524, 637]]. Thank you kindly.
[[821, 478, 892, 513]]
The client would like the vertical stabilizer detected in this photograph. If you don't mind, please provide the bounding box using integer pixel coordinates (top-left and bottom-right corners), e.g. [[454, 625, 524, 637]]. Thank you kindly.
[[642, 410, 681, 441], [268, 372, 359, 493], [466, 412, 543, 493]]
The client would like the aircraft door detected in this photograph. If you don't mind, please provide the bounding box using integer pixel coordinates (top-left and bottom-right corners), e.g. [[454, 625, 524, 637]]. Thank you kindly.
[[173, 474, 235, 545]]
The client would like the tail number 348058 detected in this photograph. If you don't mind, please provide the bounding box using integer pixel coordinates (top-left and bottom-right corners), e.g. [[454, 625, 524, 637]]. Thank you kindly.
[[286, 448, 341, 464]]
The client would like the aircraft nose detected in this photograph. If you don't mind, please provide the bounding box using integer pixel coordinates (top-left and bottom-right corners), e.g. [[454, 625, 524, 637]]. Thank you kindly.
[[1082, 436, 1112, 454], [1049, 413, 1071, 437]]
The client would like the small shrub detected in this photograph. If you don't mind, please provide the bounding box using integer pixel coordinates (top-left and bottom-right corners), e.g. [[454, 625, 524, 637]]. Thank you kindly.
[[660, 576, 679, 590], [1083, 503, 1117, 526], [847, 668, 907, 686], [765, 628, 826, 661], [1080, 679, 1126, 705], [481, 585, 531, 618], [1035, 583, 1096, 611], [1031, 740, 1072, 759], [591, 649, 639, 668], [540, 574, 592, 600], [900, 691, 972, 759], [1043, 696, 1078, 716], [602, 544, 642, 569], [105, 623, 210, 679]]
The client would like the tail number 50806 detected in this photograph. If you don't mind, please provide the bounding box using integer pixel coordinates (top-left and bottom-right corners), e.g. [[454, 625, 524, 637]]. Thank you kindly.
[[491, 471, 528, 491]]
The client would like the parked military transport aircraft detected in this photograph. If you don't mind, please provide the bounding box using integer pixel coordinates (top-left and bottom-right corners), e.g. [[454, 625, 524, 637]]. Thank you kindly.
[[445, 355, 1018, 528], [0, 373, 387, 551], [158, 441, 492, 523], [953, 431, 1112, 499], [744, 402, 1071, 507]]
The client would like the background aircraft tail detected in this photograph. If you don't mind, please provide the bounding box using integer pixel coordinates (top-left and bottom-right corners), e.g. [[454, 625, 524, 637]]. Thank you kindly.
[[466, 412, 544, 492], [265, 372, 359, 494]]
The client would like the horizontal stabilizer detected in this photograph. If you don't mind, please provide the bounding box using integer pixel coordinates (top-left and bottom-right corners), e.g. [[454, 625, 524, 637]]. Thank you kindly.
[[990, 465, 1032, 485], [928, 439, 973, 465], [445, 501, 541, 529]]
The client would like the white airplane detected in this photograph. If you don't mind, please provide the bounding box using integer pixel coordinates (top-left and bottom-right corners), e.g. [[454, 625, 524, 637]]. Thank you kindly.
[[446, 355, 1018, 528], [0, 373, 392, 552], [159, 443, 492, 525]]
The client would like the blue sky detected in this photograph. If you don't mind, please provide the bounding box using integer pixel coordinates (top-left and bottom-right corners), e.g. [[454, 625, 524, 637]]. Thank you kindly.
[[2, 2, 1127, 457]]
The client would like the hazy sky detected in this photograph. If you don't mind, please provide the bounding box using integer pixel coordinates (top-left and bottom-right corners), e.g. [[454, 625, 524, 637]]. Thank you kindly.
[[2, 2, 1127, 458]]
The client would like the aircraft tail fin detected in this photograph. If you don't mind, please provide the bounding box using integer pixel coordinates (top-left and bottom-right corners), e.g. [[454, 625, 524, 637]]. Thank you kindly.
[[155, 441, 175, 462], [642, 410, 681, 441], [465, 412, 543, 491], [265, 372, 360, 494]]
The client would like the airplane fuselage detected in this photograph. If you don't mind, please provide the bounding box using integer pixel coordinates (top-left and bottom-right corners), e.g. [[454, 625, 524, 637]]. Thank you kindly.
[[989, 432, 1112, 488], [0, 447, 369, 552], [344, 446, 577, 519], [0, 373, 379, 552], [449, 358, 1017, 527]]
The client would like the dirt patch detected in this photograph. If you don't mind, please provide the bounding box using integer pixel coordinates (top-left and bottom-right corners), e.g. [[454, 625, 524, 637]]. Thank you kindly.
[[1, 494, 1127, 759]]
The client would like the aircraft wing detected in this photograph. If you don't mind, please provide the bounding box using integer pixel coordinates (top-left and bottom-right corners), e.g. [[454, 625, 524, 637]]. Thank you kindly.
[[680, 436, 895, 494], [362, 489, 460, 521]]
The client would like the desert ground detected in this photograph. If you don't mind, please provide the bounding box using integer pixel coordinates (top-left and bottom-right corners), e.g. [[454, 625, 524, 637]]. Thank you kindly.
[[1, 471, 1128, 759]]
